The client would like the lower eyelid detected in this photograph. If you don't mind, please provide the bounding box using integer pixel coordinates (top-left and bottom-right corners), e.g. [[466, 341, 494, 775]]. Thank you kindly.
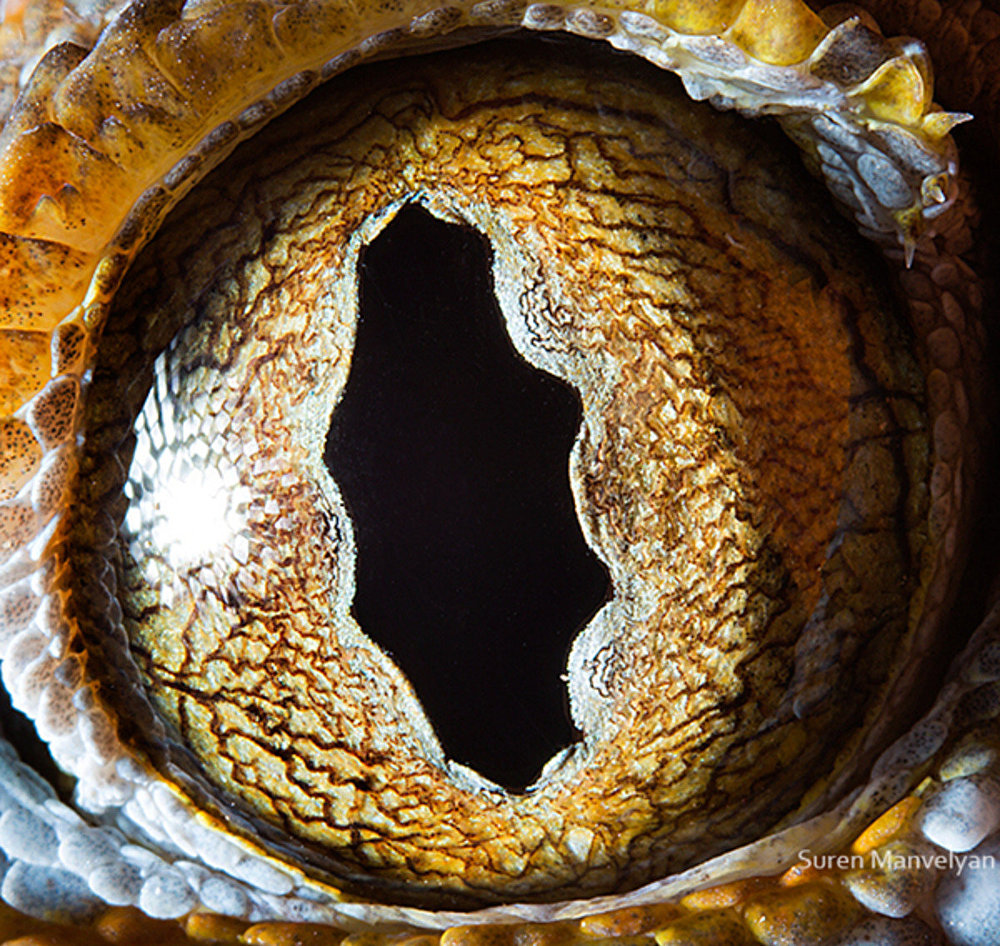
[[0, 0, 996, 941]]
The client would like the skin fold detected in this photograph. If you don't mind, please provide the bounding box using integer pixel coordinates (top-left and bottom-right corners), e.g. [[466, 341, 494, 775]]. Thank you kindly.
[[0, 0, 997, 944]]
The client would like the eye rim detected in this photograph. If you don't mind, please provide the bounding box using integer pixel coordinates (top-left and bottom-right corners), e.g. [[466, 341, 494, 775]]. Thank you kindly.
[[0, 0, 994, 933]]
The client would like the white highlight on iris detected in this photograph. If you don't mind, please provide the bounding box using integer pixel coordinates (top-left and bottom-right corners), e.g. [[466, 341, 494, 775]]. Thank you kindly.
[[145, 463, 235, 572], [123, 356, 249, 591]]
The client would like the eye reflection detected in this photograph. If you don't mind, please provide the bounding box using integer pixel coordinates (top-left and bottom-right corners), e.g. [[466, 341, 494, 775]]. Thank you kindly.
[[0, 0, 995, 940]]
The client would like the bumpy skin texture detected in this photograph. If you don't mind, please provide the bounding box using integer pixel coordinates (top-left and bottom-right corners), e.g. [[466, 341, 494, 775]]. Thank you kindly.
[[0, 0, 997, 943]]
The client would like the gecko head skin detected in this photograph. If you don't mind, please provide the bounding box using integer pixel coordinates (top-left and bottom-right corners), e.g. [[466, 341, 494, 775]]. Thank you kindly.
[[0, 1, 998, 945]]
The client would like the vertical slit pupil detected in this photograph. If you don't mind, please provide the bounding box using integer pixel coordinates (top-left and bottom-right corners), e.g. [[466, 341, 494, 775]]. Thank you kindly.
[[325, 203, 611, 792]]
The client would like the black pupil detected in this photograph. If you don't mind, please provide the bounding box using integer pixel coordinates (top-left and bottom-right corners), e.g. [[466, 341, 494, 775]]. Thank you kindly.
[[325, 203, 611, 791]]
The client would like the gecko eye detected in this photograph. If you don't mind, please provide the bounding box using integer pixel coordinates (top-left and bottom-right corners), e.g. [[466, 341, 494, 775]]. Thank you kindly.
[[0, 1, 996, 944], [68, 36, 934, 910]]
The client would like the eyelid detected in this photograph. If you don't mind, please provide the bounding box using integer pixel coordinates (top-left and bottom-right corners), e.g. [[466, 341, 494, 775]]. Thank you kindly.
[[0, 1, 965, 490], [0, 0, 993, 933]]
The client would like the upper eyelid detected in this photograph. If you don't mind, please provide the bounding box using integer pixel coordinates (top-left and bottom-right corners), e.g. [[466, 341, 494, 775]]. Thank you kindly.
[[0, 0, 993, 930], [0, 1, 967, 480]]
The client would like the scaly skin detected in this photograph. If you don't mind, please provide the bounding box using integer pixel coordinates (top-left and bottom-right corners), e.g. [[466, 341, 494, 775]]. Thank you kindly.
[[0, 0, 996, 943]]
